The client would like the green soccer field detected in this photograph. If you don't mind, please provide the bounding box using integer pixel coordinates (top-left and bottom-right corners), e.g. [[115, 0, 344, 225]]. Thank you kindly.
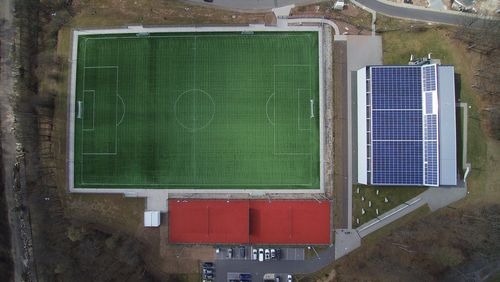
[[72, 31, 320, 189]]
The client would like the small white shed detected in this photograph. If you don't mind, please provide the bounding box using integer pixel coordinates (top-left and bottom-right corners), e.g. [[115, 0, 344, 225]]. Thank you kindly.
[[144, 211, 161, 227], [334, 1, 345, 10]]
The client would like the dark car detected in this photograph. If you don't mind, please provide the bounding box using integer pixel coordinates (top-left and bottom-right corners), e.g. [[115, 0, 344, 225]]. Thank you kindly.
[[275, 249, 281, 260], [239, 246, 246, 258], [203, 0, 213, 2], [202, 262, 214, 268], [239, 273, 252, 280]]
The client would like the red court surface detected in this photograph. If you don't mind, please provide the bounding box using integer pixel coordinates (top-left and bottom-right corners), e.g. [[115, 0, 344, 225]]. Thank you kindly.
[[168, 200, 249, 243], [168, 199, 330, 244]]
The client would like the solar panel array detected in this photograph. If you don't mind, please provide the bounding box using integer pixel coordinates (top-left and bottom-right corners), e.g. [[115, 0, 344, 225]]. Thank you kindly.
[[369, 65, 439, 186], [422, 65, 439, 186]]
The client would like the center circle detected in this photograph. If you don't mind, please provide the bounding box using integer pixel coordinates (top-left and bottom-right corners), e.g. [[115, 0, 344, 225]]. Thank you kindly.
[[174, 89, 215, 131]]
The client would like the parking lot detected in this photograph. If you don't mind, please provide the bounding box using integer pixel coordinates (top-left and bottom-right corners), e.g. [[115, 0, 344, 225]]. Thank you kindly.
[[227, 272, 292, 282], [215, 247, 304, 261]]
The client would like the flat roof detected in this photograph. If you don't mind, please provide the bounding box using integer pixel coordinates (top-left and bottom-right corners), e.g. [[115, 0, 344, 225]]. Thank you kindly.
[[168, 199, 330, 244], [357, 64, 457, 187], [438, 66, 458, 185]]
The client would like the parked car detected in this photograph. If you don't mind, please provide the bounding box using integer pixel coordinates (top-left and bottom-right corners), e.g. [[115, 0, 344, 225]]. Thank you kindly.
[[287, 274, 292, 282], [252, 248, 258, 260], [265, 249, 271, 260], [275, 276, 281, 282], [271, 249, 276, 259], [205, 273, 214, 279], [202, 262, 214, 268], [239, 273, 252, 280], [276, 248, 281, 260], [258, 248, 264, 262], [239, 246, 246, 258], [203, 268, 213, 275], [227, 248, 233, 258]]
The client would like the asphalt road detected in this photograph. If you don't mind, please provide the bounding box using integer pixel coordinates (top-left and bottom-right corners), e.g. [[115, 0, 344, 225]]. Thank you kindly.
[[355, 0, 498, 28], [187, 0, 498, 28]]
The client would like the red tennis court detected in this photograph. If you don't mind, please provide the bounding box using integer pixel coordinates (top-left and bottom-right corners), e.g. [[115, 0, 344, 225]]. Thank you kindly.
[[168, 199, 330, 244], [168, 200, 249, 243]]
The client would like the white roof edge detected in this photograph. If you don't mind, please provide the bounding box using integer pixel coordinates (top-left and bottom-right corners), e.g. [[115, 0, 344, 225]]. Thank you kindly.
[[357, 67, 368, 185]]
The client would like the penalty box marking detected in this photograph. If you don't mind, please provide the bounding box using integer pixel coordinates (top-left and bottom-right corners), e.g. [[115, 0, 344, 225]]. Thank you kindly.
[[81, 66, 120, 157], [273, 65, 313, 156]]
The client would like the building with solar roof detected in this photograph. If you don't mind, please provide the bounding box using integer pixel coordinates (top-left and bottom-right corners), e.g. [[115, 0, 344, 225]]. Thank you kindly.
[[356, 63, 458, 187]]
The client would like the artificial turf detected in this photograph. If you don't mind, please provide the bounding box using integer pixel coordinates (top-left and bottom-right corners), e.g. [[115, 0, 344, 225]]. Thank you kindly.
[[73, 31, 320, 189]]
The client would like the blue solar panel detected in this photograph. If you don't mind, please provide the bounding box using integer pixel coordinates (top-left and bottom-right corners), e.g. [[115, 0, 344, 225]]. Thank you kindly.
[[425, 92, 434, 114], [423, 65, 436, 91], [371, 67, 422, 109], [424, 115, 437, 140], [372, 141, 423, 185], [424, 141, 438, 185], [372, 111, 422, 140], [369, 65, 439, 186]]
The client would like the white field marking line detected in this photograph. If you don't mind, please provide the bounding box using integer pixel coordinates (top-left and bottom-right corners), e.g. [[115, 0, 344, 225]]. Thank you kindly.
[[297, 88, 311, 131], [115, 66, 119, 154], [84, 66, 119, 69], [116, 94, 125, 126], [81, 38, 88, 184], [273, 65, 313, 155], [173, 89, 216, 132], [274, 65, 276, 155], [81, 67, 119, 156], [82, 90, 95, 131], [76, 182, 315, 186], [84, 34, 313, 41], [192, 37, 197, 179], [308, 39, 314, 186], [78, 35, 320, 186], [265, 93, 275, 125]]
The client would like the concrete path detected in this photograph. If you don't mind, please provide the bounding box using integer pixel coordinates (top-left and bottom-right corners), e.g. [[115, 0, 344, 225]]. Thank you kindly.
[[334, 229, 361, 259]]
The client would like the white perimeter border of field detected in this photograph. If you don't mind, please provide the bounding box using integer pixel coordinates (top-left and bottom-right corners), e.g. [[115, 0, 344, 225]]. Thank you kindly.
[[67, 24, 326, 195]]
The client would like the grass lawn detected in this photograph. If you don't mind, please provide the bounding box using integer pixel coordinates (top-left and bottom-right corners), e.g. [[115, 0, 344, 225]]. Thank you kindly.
[[352, 185, 427, 227], [381, 27, 497, 203]]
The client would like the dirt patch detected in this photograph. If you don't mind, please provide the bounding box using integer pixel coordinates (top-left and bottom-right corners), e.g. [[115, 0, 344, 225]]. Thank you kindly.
[[291, 3, 373, 35]]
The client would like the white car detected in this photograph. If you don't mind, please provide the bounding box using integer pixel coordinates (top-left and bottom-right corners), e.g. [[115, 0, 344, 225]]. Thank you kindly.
[[264, 249, 271, 260], [271, 248, 276, 259], [258, 248, 264, 262], [287, 274, 292, 282], [252, 248, 258, 260]]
